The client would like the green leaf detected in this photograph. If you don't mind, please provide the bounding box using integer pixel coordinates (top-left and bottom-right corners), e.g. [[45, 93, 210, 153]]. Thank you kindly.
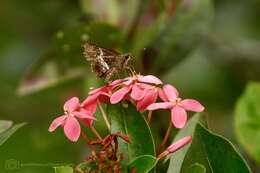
[[167, 114, 252, 173], [109, 103, 155, 170], [76, 161, 97, 172], [128, 155, 157, 173], [0, 122, 26, 146], [186, 163, 206, 173], [146, 0, 213, 75], [0, 120, 13, 133], [53, 166, 73, 173], [235, 82, 260, 163]]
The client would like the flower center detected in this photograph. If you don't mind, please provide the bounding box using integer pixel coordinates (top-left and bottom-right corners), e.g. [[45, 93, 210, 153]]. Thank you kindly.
[[65, 110, 74, 117], [170, 98, 182, 106]]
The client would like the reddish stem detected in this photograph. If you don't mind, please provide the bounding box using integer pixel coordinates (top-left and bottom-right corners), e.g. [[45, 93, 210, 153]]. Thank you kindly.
[[157, 120, 173, 154]]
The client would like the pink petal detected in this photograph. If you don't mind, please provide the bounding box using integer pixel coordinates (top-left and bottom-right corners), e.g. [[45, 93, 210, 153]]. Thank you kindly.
[[123, 76, 136, 86], [137, 89, 158, 112], [181, 99, 205, 112], [147, 102, 173, 110], [48, 115, 66, 132], [89, 87, 104, 95], [98, 92, 111, 103], [158, 88, 168, 102], [83, 101, 97, 115], [82, 116, 95, 127], [171, 106, 187, 128], [167, 136, 192, 153], [109, 79, 123, 89], [64, 97, 80, 112], [130, 84, 146, 101], [163, 84, 179, 100], [64, 116, 81, 142], [82, 94, 98, 106], [73, 109, 96, 120], [138, 75, 162, 85], [82, 94, 98, 115], [138, 83, 153, 89], [77, 109, 96, 127], [110, 86, 131, 104]]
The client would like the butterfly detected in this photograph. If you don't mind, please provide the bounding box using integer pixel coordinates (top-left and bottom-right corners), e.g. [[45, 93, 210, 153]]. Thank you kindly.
[[83, 42, 132, 81]]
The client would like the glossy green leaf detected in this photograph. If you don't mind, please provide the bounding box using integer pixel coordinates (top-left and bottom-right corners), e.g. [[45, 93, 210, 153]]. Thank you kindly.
[[109, 103, 155, 170], [146, 0, 213, 75], [0, 120, 13, 133], [53, 166, 73, 173], [235, 82, 260, 163], [181, 124, 252, 173], [167, 113, 252, 173], [0, 122, 26, 146], [186, 163, 206, 173], [128, 155, 157, 173]]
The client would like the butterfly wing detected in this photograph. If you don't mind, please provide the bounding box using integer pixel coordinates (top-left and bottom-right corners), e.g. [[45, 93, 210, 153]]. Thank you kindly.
[[83, 42, 100, 60], [83, 42, 120, 60], [83, 42, 130, 81]]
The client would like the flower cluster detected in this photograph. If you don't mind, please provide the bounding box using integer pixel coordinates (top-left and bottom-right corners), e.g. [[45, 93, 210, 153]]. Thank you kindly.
[[49, 73, 204, 167]]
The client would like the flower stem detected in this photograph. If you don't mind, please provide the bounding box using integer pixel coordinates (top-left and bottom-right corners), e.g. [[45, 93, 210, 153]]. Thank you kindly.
[[90, 125, 102, 140], [156, 150, 169, 161], [147, 111, 153, 124], [157, 120, 173, 154], [98, 103, 111, 131]]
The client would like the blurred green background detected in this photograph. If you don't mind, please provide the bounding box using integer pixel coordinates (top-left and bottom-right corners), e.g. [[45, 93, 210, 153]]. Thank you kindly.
[[0, 0, 260, 172]]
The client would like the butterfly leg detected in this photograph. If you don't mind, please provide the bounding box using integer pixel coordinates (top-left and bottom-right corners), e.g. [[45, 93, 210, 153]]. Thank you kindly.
[[126, 66, 136, 76], [105, 67, 117, 82]]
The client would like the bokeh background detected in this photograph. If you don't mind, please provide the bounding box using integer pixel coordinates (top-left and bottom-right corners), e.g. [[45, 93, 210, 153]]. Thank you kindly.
[[0, 0, 260, 172]]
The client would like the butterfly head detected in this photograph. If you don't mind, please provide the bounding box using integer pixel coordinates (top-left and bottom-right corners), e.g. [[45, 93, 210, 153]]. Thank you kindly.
[[122, 53, 132, 67]]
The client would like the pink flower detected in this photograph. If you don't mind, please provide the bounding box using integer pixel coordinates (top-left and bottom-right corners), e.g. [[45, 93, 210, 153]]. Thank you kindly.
[[82, 80, 122, 118], [157, 136, 192, 160], [133, 83, 165, 112], [110, 75, 162, 104], [49, 97, 96, 142], [147, 84, 204, 128], [82, 86, 110, 115]]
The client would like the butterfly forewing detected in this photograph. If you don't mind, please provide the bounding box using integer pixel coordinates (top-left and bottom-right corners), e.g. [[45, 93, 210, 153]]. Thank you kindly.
[[83, 43, 100, 60], [84, 42, 120, 60], [83, 42, 131, 81]]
